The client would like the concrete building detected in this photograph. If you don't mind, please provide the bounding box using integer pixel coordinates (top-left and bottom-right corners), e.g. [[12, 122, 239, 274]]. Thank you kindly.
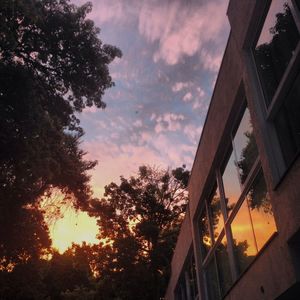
[[165, 0, 300, 299]]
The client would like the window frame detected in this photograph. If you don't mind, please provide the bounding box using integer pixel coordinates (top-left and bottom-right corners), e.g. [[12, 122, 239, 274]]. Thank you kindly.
[[175, 248, 199, 300], [250, 0, 300, 179], [198, 103, 277, 299]]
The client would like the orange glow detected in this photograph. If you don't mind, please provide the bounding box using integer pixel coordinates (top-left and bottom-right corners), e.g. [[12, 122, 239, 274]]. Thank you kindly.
[[230, 200, 276, 256], [49, 207, 99, 253]]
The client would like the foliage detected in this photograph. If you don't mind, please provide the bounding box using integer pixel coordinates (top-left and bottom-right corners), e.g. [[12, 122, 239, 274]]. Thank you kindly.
[[0, 0, 121, 267], [0, 259, 49, 300], [44, 245, 95, 299], [0, 204, 51, 270], [0, 0, 122, 111], [0, 243, 96, 300], [88, 165, 190, 299], [237, 131, 258, 184], [0, 165, 189, 299]]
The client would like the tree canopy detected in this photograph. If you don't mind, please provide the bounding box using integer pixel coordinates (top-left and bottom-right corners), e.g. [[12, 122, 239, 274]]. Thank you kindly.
[[0, 165, 190, 299], [88, 165, 190, 299], [0, 0, 121, 266]]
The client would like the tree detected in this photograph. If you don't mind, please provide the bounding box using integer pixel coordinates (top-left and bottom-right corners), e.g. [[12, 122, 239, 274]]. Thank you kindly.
[[89, 165, 190, 299], [253, 3, 299, 103], [44, 244, 96, 300], [0, 204, 51, 270], [0, 0, 121, 266], [0, 243, 97, 300]]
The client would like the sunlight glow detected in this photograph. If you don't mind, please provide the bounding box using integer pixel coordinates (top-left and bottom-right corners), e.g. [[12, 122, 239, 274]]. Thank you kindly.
[[50, 208, 99, 253]]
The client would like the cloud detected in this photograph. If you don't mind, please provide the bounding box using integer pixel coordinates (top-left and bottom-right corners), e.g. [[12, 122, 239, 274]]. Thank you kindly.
[[138, 0, 229, 66], [154, 113, 185, 133], [150, 113, 156, 121], [200, 48, 224, 72], [192, 88, 207, 110], [82, 106, 98, 114], [82, 139, 170, 197], [150, 133, 195, 167], [183, 92, 193, 102], [72, 0, 139, 25], [196, 87, 205, 98], [82, 127, 198, 198], [172, 81, 191, 92], [133, 119, 143, 127], [183, 124, 203, 144], [70, 0, 228, 198]]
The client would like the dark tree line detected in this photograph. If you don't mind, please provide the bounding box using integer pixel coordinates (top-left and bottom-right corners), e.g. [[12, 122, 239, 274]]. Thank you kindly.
[[0, 0, 121, 268], [0, 165, 189, 300]]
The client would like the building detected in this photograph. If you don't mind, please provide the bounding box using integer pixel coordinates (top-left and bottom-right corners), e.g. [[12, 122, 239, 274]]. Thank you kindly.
[[165, 0, 300, 299]]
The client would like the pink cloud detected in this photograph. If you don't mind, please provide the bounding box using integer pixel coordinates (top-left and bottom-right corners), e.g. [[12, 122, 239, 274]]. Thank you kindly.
[[196, 87, 205, 98], [72, 0, 138, 25], [138, 0, 229, 66], [82, 106, 98, 114], [83, 140, 169, 197], [154, 113, 185, 133], [183, 92, 193, 102], [200, 48, 224, 72], [172, 81, 191, 92], [133, 119, 143, 127], [183, 124, 203, 144], [151, 134, 195, 167], [82, 130, 198, 198]]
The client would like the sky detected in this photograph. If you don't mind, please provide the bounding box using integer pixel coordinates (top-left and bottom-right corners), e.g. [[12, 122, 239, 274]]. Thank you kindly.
[[51, 0, 231, 252]]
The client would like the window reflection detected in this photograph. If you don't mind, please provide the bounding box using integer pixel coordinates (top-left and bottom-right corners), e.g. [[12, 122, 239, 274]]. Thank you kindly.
[[215, 235, 232, 295], [188, 254, 198, 299], [208, 187, 223, 240], [199, 103, 278, 294], [231, 200, 257, 275], [253, 0, 300, 106], [175, 276, 187, 300], [175, 252, 199, 300], [205, 257, 221, 300], [274, 70, 300, 166], [233, 108, 259, 184], [222, 151, 241, 213], [199, 208, 212, 257], [247, 170, 276, 251]]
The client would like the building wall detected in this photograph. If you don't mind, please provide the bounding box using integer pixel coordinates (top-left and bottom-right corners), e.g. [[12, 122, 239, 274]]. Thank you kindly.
[[165, 209, 193, 300], [165, 0, 300, 299]]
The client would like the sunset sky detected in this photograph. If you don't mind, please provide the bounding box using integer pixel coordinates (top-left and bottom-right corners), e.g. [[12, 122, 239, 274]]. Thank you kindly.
[[51, 0, 231, 252]]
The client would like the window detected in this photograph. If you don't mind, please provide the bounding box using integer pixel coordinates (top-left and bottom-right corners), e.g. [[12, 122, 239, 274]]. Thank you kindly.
[[253, 0, 300, 168], [198, 106, 277, 300], [175, 251, 199, 300]]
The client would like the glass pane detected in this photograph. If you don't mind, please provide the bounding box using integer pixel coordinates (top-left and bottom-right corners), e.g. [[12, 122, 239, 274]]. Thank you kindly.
[[215, 235, 232, 296], [275, 70, 300, 166], [222, 151, 241, 214], [231, 201, 257, 275], [199, 208, 212, 257], [233, 108, 259, 184], [205, 257, 221, 300], [188, 254, 198, 299], [247, 170, 276, 251], [176, 277, 187, 300], [253, 0, 300, 106], [209, 187, 223, 240]]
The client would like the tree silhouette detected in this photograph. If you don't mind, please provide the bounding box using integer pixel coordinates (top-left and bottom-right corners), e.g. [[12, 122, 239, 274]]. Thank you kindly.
[[0, 0, 121, 268], [237, 131, 258, 184], [88, 165, 190, 300], [0, 243, 97, 300], [254, 3, 299, 105]]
